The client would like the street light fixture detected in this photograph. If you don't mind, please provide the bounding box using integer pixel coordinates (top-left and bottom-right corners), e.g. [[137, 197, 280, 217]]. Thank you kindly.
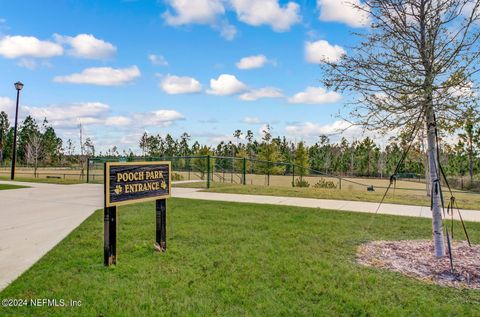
[[10, 81, 23, 180], [14, 81, 24, 91]]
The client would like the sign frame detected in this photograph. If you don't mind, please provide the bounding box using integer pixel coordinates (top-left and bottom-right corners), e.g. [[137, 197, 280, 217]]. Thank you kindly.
[[105, 161, 171, 207], [103, 161, 171, 266]]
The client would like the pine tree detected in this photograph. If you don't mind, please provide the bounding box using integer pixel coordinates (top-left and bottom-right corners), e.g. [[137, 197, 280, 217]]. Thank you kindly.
[[0, 111, 9, 165], [294, 141, 309, 181]]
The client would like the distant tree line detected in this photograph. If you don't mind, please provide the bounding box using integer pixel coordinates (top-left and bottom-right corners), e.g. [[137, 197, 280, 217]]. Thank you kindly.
[[137, 123, 480, 187], [0, 111, 63, 170], [0, 110, 479, 186], [0, 111, 93, 170]]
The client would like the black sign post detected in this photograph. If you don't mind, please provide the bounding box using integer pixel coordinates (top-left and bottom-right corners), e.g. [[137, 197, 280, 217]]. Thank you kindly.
[[156, 199, 167, 251], [104, 161, 171, 266], [104, 206, 117, 266]]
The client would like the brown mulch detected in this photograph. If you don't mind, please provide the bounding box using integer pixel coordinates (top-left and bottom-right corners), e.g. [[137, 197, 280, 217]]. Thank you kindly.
[[357, 240, 480, 289]]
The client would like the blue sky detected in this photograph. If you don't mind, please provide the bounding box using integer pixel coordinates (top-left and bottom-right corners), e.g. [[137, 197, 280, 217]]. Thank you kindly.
[[0, 0, 370, 153]]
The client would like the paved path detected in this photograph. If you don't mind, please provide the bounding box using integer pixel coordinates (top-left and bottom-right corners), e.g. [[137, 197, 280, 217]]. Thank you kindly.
[[172, 187, 480, 222], [0, 181, 102, 291], [1, 180, 479, 291]]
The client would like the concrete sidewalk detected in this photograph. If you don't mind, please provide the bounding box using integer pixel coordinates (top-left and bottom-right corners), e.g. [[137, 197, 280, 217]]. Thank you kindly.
[[0, 181, 103, 291], [172, 187, 480, 222], [1, 180, 479, 292]]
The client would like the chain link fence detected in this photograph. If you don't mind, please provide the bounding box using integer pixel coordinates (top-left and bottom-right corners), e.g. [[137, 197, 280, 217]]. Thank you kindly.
[[86, 156, 457, 193]]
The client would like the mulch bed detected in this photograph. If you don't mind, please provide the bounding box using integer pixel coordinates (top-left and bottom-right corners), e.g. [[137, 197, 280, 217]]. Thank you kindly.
[[357, 240, 480, 289]]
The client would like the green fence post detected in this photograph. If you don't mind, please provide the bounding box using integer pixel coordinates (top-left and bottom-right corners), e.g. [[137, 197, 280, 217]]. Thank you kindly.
[[231, 157, 234, 184], [86, 157, 90, 183], [339, 177, 342, 190], [243, 158, 246, 185], [207, 155, 211, 189], [292, 164, 295, 187]]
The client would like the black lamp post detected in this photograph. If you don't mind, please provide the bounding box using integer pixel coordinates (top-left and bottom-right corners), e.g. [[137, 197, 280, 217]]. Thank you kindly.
[[10, 81, 23, 180]]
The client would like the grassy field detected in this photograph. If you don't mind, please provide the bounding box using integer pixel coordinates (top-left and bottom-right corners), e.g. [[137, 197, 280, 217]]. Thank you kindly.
[[0, 176, 82, 185], [174, 182, 480, 211], [172, 170, 433, 191], [0, 183, 28, 190], [3, 166, 468, 193], [1, 198, 479, 316], [0, 167, 87, 183], [25, 166, 430, 190]]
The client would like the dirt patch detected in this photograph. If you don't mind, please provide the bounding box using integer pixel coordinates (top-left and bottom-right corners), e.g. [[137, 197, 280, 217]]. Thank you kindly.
[[357, 240, 480, 289]]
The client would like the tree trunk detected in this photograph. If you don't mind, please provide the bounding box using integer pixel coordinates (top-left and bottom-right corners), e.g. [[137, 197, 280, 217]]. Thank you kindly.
[[425, 161, 431, 196], [421, 128, 431, 196], [426, 107, 445, 258], [469, 147, 473, 187]]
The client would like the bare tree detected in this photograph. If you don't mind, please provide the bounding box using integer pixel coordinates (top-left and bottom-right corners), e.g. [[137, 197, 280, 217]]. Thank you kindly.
[[79, 123, 87, 180], [139, 132, 148, 157], [323, 0, 480, 257], [84, 137, 95, 157], [25, 133, 43, 178]]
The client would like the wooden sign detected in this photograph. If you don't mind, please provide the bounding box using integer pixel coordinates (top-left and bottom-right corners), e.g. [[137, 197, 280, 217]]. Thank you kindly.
[[105, 162, 171, 207], [103, 161, 171, 266]]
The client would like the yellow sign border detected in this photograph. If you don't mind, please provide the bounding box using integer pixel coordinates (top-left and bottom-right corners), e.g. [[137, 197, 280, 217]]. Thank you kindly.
[[105, 161, 172, 207]]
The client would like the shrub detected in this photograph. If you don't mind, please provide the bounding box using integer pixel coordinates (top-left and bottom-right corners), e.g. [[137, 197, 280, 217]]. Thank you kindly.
[[293, 178, 310, 188], [313, 178, 337, 189], [172, 173, 184, 181]]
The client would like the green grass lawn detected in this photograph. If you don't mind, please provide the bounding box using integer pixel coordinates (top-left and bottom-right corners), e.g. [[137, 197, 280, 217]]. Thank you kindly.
[[0, 184, 28, 190], [174, 182, 480, 211], [0, 176, 83, 185], [1, 198, 479, 316]]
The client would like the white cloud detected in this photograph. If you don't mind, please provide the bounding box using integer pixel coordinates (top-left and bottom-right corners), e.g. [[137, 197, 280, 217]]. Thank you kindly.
[[219, 22, 237, 40], [284, 120, 395, 144], [462, 2, 476, 17], [16, 58, 52, 70], [54, 34, 116, 59], [208, 133, 238, 143], [288, 86, 341, 104], [24, 102, 110, 128], [162, 0, 238, 40], [0, 96, 14, 115], [305, 40, 346, 64], [1, 99, 109, 132], [242, 116, 262, 124], [162, 0, 225, 25], [239, 87, 283, 101], [230, 0, 301, 32], [317, 0, 370, 28], [17, 58, 37, 70], [160, 74, 202, 94], [105, 116, 132, 126], [133, 110, 185, 127], [285, 120, 353, 137], [162, 0, 301, 32], [148, 54, 168, 66], [207, 74, 247, 96], [53, 66, 141, 86], [236, 54, 272, 69], [258, 123, 271, 139], [446, 81, 475, 98], [0, 35, 63, 59], [21, 101, 184, 132], [120, 133, 144, 145]]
